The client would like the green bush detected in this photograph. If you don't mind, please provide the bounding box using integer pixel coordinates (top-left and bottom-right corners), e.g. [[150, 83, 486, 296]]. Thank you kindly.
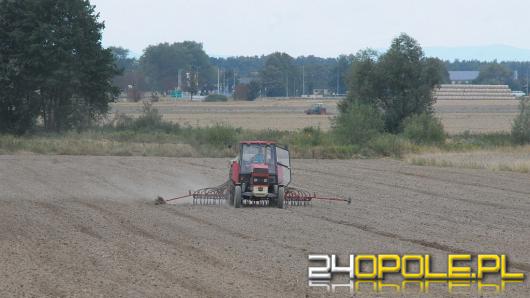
[[134, 102, 164, 128], [333, 103, 384, 145], [112, 102, 179, 133], [293, 127, 324, 147], [512, 98, 530, 144], [366, 134, 415, 158], [204, 94, 228, 102], [243, 129, 289, 144], [450, 132, 512, 149], [182, 124, 238, 147], [112, 113, 135, 130], [402, 113, 445, 145], [205, 125, 238, 146]]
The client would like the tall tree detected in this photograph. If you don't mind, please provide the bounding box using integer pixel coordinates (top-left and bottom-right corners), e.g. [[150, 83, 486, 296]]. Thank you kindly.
[[342, 34, 447, 132], [109, 47, 147, 94], [295, 55, 336, 95], [0, 0, 119, 132], [109, 47, 136, 71], [210, 55, 265, 78], [0, 0, 39, 133], [329, 55, 354, 95], [140, 41, 215, 94], [260, 52, 298, 97], [474, 62, 513, 85]]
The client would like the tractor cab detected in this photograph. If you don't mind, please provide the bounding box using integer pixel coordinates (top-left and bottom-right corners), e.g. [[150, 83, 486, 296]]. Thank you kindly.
[[229, 141, 291, 208]]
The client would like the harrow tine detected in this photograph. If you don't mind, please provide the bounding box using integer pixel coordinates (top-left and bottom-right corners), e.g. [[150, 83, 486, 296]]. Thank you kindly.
[[161, 181, 348, 208], [284, 187, 313, 208], [191, 180, 229, 206], [283, 186, 348, 207]]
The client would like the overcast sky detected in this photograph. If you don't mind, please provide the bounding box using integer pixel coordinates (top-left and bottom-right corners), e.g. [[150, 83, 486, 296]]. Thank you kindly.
[[91, 0, 530, 58]]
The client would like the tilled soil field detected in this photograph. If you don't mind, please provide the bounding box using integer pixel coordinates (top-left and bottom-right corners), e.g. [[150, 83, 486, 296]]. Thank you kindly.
[[1, 155, 529, 297]]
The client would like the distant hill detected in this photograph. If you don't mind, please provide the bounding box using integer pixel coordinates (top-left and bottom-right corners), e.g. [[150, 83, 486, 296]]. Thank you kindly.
[[425, 45, 530, 62]]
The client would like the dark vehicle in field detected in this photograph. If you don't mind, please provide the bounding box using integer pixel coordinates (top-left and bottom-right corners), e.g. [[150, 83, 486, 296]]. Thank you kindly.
[[305, 103, 327, 115]]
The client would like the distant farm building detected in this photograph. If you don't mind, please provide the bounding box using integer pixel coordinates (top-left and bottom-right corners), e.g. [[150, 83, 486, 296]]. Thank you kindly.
[[434, 84, 515, 100], [448, 71, 479, 84], [312, 89, 330, 96]]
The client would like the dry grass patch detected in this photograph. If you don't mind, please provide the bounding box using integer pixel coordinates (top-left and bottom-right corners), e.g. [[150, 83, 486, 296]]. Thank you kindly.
[[0, 135, 204, 157], [406, 146, 530, 173]]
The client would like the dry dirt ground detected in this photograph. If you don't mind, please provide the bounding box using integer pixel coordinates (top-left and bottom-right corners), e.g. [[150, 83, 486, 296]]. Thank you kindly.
[[1, 155, 529, 297], [112, 99, 520, 134]]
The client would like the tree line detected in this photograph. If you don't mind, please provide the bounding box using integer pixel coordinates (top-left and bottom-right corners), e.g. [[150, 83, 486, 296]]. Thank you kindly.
[[111, 45, 354, 99], [115, 42, 530, 101]]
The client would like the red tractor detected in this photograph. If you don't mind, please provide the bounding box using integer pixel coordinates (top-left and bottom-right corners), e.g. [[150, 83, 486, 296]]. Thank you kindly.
[[155, 141, 351, 207], [227, 141, 291, 208]]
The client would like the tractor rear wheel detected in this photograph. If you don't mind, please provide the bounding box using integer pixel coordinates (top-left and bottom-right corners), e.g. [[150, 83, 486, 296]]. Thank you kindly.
[[277, 186, 285, 209], [234, 185, 242, 208]]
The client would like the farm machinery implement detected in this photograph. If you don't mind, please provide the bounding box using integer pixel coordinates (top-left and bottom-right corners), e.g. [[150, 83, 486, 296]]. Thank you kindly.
[[155, 141, 351, 208]]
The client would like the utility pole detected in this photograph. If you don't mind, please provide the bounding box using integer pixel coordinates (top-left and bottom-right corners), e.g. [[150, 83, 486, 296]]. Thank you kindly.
[[217, 68, 220, 94], [223, 71, 226, 94], [286, 73, 289, 98], [302, 65, 305, 97], [527, 68, 529, 96], [233, 71, 236, 93], [293, 77, 298, 97], [336, 63, 340, 96], [196, 66, 199, 94], [526, 67, 528, 96], [177, 69, 182, 90]]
